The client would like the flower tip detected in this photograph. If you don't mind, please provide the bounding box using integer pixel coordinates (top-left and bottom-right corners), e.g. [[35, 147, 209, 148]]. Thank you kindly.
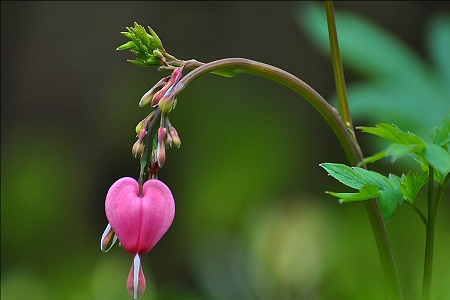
[[127, 255, 146, 299]]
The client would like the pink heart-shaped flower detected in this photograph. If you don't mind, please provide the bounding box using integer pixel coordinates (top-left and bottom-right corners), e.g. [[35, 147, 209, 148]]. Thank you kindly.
[[105, 177, 175, 254]]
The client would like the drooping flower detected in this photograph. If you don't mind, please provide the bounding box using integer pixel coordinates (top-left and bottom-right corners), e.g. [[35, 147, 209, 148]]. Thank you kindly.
[[101, 177, 175, 299]]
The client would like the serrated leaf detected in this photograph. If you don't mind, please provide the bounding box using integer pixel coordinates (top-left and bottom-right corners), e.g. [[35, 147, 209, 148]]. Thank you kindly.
[[379, 189, 403, 220], [352, 167, 392, 190], [388, 173, 402, 190], [358, 123, 425, 146], [400, 171, 428, 203], [327, 184, 380, 203], [423, 142, 450, 177], [431, 112, 450, 147], [320, 163, 370, 190]]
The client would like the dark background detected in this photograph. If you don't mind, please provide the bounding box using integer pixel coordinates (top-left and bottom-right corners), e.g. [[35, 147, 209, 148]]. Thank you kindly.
[[2, 1, 450, 299]]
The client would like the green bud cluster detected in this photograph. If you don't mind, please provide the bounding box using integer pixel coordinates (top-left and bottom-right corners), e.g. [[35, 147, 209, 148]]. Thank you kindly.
[[116, 22, 166, 67]]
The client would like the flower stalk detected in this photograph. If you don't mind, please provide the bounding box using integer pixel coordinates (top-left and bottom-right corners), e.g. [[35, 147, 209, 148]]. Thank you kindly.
[[325, 1, 402, 299]]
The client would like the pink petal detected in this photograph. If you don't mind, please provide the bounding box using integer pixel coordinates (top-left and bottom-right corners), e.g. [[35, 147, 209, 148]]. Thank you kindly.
[[127, 254, 146, 299], [105, 177, 175, 254]]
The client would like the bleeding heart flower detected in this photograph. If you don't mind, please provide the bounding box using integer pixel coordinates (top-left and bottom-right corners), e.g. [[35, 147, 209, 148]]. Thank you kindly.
[[102, 177, 175, 299]]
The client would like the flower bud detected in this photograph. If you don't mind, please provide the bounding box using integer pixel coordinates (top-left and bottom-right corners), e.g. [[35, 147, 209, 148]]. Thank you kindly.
[[158, 95, 175, 115], [100, 223, 118, 252], [151, 68, 182, 107], [169, 126, 181, 148], [132, 140, 145, 158], [139, 77, 169, 107], [157, 127, 167, 167]]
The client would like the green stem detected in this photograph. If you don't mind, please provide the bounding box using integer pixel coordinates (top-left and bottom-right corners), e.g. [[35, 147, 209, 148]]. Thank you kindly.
[[168, 57, 399, 298], [405, 201, 427, 226], [325, 1, 353, 132], [325, 2, 401, 298], [422, 167, 435, 300], [138, 107, 161, 196]]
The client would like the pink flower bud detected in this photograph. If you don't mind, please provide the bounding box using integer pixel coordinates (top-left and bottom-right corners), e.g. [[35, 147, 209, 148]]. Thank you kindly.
[[151, 68, 182, 107], [156, 127, 167, 168], [169, 126, 181, 148], [139, 77, 169, 107]]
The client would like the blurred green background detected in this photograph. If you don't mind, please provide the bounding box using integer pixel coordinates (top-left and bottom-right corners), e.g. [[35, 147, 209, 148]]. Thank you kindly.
[[2, 1, 449, 300]]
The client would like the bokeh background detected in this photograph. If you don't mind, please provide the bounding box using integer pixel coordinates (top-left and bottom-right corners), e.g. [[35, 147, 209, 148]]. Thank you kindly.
[[2, 1, 450, 300]]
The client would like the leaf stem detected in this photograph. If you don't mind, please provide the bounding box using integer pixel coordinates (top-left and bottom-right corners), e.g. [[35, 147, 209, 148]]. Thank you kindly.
[[405, 201, 427, 226], [422, 166, 435, 300]]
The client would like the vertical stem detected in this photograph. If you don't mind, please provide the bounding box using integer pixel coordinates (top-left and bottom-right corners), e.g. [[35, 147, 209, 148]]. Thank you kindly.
[[422, 167, 435, 300], [325, 0, 353, 131], [325, 2, 402, 299]]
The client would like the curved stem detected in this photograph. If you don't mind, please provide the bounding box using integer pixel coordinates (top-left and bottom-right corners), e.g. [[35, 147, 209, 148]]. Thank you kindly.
[[168, 57, 399, 298], [171, 58, 361, 163]]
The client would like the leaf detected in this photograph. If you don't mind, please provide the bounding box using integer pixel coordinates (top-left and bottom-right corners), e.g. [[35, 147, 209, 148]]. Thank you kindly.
[[388, 173, 402, 190], [116, 41, 138, 51], [378, 189, 404, 221], [327, 184, 380, 203], [426, 12, 450, 82], [431, 112, 450, 147], [352, 167, 392, 190], [320, 163, 368, 190], [400, 171, 428, 203], [423, 142, 450, 177], [296, 3, 450, 139], [358, 143, 422, 166], [357, 123, 425, 146], [296, 2, 427, 79]]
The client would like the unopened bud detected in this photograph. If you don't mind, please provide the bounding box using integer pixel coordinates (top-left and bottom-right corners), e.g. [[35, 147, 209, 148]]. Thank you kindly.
[[158, 95, 175, 115], [157, 127, 167, 167], [139, 77, 169, 107], [151, 68, 182, 107], [100, 223, 118, 252], [132, 140, 145, 158], [169, 126, 181, 148]]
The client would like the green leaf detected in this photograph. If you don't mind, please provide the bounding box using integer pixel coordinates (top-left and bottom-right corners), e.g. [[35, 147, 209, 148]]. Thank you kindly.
[[296, 2, 427, 79], [431, 112, 450, 147], [116, 41, 138, 51], [423, 142, 450, 177], [320, 163, 371, 190], [400, 171, 428, 203], [352, 167, 392, 190], [388, 173, 402, 190], [358, 149, 388, 166], [427, 12, 450, 82], [321, 163, 393, 191], [379, 189, 403, 220], [358, 123, 425, 146], [327, 184, 380, 203]]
